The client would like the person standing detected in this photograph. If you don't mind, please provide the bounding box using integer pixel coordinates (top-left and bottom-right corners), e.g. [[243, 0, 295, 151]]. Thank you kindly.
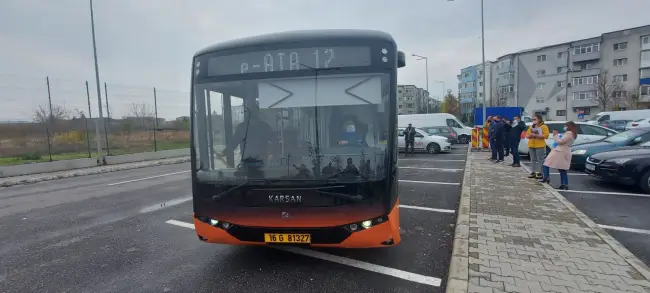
[[502, 117, 512, 157], [539, 121, 577, 190], [509, 115, 527, 167], [490, 115, 505, 163], [525, 114, 549, 179], [404, 123, 416, 156]]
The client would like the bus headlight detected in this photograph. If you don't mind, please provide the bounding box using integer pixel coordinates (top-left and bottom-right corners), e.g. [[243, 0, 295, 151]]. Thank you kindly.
[[361, 220, 372, 228], [345, 216, 388, 232], [210, 219, 219, 226]]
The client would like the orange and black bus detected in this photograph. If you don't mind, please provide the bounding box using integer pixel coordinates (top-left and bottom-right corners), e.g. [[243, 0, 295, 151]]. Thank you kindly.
[[190, 29, 406, 248]]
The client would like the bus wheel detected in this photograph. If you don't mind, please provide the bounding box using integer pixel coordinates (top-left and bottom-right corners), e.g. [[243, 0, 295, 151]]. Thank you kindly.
[[427, 143, 441, 154], [459, 135, 469, 144]]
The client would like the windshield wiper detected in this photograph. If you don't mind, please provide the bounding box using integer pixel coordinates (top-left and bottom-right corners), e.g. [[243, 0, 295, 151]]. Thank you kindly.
[[316, 190, 363, 202], [211, 179, 269, 201]]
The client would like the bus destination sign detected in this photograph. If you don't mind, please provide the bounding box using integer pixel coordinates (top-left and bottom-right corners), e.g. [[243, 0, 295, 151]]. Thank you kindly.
[[207, 47, 371, 76]]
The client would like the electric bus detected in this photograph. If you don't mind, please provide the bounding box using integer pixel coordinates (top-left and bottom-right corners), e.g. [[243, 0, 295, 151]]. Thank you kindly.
[[190, 29, 406, 248]]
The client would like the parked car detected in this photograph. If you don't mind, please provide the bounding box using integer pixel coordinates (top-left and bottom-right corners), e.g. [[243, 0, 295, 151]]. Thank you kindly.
[[626, 118, 650, 129], [517, 121, 618, 156], [420, 126, 459, 144], [599, 119, 632, 132], [584, 140, 650, 194], [397, 127, 452, 154], [570, 128, 650, 170]]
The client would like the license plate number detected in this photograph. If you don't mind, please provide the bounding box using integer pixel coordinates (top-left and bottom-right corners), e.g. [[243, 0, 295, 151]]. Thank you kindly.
[[585, 163, 595, 171], [264, 233, 311, 244]]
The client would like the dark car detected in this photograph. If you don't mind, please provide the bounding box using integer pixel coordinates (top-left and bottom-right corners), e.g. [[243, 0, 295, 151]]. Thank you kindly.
[[570, 128, 650, 170], [599, 119, 632, 132], [584, 141, 650, 194], [421, 126, 459, 144]]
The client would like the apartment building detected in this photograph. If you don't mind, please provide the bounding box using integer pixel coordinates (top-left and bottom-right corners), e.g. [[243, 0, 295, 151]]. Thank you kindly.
[[457, 62, 493, 120], [397, 84, 430, 115], [459, 24, 650, 121]]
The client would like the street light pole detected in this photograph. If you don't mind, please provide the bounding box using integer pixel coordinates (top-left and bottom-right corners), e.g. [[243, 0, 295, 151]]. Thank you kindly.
[[480, 0, 486, 132], [412, 54, 430, 113], [90, 0, 105, 161]]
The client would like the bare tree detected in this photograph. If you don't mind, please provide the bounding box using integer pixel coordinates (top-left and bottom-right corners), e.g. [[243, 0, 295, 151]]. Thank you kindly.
[[129, 103, 154, 129], [625, 88, 641, 110], [490, 88, 507, 106], [33, 104, 70, 124], [593, 69, 624, 110]]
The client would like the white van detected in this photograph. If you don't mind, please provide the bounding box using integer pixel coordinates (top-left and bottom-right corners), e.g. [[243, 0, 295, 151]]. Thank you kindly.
[[398, 113, 473, 144], [586, 110, 650, 125]]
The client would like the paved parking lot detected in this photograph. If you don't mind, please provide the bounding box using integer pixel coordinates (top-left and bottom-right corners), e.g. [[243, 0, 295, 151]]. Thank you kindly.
[[0, 145, 469, 293], [510, 155, 650, 268]]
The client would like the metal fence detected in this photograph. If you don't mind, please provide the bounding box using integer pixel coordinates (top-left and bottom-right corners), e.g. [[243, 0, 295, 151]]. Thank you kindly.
[[0, 74, 190, 166]]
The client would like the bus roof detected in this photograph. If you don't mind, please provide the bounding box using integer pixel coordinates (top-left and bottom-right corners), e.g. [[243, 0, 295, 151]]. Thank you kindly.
[[194, 29, 396, 57]]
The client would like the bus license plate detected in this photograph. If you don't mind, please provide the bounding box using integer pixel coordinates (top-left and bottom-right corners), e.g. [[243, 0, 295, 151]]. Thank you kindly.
[[585, 163, 595, 171], [264, 233, 311, 244]]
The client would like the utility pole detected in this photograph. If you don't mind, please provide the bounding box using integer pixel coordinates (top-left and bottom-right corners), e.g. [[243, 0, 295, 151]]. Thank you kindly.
[[90, 0, 105, 162]]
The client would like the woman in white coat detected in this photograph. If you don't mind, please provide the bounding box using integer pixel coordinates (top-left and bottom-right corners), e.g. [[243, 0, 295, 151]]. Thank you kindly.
[[538, 121, 578, 190]]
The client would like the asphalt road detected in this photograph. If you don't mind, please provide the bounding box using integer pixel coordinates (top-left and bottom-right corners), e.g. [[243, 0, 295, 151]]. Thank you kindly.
[[0, 145, 469, 293], [514, 155, 650, 268]]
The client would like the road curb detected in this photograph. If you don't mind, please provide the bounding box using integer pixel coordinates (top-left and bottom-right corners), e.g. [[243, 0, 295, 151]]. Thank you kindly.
[[522, 164, 650, 282], [0, 157, 191, 188], [445, 145, 471, 293]]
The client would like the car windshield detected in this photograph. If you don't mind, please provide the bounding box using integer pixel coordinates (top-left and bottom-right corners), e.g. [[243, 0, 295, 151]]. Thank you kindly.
[[192, 73, 391, 183], [602, 129, 644, 143]]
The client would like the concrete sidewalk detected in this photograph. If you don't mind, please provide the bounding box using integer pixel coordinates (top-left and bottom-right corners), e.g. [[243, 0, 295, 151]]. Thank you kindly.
[[447, 150, 650, 293]]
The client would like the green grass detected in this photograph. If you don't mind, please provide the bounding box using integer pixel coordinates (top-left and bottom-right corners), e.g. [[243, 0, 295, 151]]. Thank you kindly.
[[0, 141, 190, 166]]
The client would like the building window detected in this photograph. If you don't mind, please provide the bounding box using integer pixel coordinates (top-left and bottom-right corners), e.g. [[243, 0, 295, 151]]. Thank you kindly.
[[573, 91, 597, 100], [613, 58, 628, 66], [537, 70, 546, 77], [557, 66, 566, 74], [556, 110, 566, 117], [536, 97, 545, 103], [479, 82, 483, 86], [613, 74, 628, 82], [573, 43, 600, 55], [641, 68, 650, 79], [556, 95, 566, 102], [557, 81, 566, 88], [538, 83, 545, 89], [398, 105, 403, 109], [642, 86, 650, 96], [499, 85, 514, 93], [642, 36, 650, 45], [613, 91, 627, 98], [557, 52, 565, 59], [613, 42, 627, 51], [537, 55, 547, 62], [572, 75, 599, 85]]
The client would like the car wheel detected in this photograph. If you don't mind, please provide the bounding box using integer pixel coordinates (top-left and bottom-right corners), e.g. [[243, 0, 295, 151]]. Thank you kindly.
[[459, 135, 469, 144], [640, 171, 650, 194], [427, 143, 441, 154]]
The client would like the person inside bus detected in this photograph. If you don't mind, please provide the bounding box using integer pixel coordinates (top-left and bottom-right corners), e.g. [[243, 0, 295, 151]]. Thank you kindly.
[[336, 115, 368, 146], [222, 104, 276, 166]]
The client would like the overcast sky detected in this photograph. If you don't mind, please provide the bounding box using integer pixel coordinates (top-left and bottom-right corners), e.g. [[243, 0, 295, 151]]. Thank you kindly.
[[1, 0, 650, 121]]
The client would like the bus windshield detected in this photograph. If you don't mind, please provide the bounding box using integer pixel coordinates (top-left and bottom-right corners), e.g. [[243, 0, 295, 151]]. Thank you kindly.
[[193, 74, 391, 184]]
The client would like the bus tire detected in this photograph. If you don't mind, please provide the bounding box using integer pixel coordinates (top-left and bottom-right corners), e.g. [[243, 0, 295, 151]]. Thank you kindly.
[[459, 135, 469, 144], [427, 143, 441, 154], [640, 170, 650, 194]]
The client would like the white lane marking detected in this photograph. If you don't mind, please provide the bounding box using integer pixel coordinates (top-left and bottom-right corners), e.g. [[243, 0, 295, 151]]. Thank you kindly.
[[399, 159, 465, 162], [276, 246, 441, 287], [141, 196, 192, 213], [559, 189, 650, 198], [107, 170, 190, 186], [399, 167, 463, 172], [598, 224, 650, 235], [400, 204, 455, 214], [399, 180, 460, 186], [165, 220, 441, 287], [166, 219, 196, 229]]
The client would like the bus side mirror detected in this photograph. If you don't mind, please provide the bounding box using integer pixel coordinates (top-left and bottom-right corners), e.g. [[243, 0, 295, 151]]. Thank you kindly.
[[397, 51, 406, 68]]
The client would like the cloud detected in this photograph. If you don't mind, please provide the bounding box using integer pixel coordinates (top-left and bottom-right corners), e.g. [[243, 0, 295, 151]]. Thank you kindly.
[[1, 0, 650, 120]]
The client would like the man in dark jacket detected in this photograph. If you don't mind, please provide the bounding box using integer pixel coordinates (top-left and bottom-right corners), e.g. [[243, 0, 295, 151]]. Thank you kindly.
[[509, 115, 527, 167], [404, 124, 416, 156], [503, 117, 512, 157], [490, 115, 505, 163]]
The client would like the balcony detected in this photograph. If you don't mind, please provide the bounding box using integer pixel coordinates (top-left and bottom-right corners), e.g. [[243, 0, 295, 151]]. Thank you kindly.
[[570, 98, 599, 108], [496, 65, 514, 75], [572, 51, 600, 63]]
